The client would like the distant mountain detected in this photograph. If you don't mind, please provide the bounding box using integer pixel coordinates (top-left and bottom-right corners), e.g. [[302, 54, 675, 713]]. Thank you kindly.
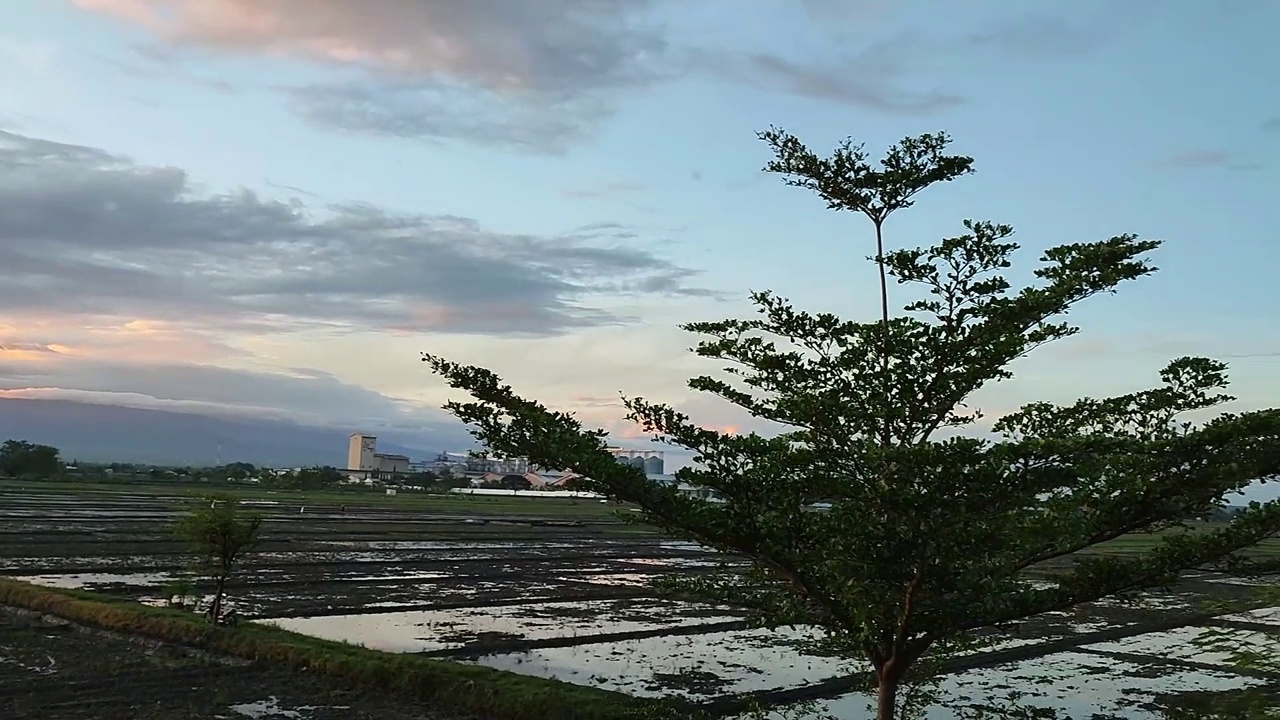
[[0, 398, 442, 467]]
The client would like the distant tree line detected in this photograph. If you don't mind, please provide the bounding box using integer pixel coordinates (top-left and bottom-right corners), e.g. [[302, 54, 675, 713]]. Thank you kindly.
[[0, 439, 62, 477]]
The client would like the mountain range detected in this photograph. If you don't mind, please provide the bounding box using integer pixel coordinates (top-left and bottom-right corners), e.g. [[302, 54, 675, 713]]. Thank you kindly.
[[0, 398, 443, 468]]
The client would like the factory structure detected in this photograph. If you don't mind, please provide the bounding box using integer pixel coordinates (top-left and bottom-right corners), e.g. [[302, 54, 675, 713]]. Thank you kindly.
[[346, 433, 410, 477], [606, 448, 665, 475], [344, 432, 665, 486]]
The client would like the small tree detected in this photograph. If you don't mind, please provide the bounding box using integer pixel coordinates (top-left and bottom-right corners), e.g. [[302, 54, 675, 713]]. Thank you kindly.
[[423, 129, 1280, 720], [174, 494, 262, 624]]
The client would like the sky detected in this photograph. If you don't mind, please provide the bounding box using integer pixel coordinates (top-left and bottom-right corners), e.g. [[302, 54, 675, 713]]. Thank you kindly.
[[1, 0, 1278, 487]]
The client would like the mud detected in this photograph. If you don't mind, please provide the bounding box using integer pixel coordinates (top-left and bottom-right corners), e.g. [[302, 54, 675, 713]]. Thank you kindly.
[[3, 484, 1277, 719], [0, 608, 461, 719]]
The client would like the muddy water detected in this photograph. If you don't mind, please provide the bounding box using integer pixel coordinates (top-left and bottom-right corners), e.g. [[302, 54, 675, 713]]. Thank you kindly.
[[809, 651, 1267, 720], [6, 487, 1277, 718], [258, 597, 742, 653]]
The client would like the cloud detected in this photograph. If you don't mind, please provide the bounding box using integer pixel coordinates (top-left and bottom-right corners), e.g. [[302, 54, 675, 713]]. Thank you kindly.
[[559, 181, 647, 199], [693, 8, 1124, 116], [798, 0, 891, 24], [0, 128, 710, 337], [72, 1, 1107, 148], [76, 0, 673, 152], [0, 358, 467, 443], [1264, 117, 1280, 134], [695, 49, 963, 115], [1, 317, 245, 365], [1153, 150, 1262, 171], [74, 2, 1153, 149], [94, 49, 238, 94], [284, 78, 616, 154]]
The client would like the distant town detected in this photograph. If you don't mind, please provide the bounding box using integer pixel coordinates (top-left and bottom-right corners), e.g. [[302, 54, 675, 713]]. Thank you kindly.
[[0, 433, 708, 500], [345, 432, 668, 488]]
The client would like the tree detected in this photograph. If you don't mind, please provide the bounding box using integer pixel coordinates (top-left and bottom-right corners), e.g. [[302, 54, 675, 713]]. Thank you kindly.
[[174, 494, 263, 624], [0, 439, 62, 477], [272, 465, 346, 490], [422, 129, 1280, 720], [434, 474, 473, 491]]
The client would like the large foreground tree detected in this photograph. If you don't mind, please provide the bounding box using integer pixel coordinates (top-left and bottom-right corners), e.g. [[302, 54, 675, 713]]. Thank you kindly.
[[424, 129, 1280, 720]]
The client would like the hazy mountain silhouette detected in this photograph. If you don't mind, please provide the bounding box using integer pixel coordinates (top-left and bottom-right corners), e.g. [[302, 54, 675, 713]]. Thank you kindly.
[[0, 398, 442, 467]]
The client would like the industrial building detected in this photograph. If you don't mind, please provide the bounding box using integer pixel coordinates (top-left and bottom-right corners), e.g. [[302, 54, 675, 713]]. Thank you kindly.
[[346, 433, 410, 476], [607, 447, 664, 475]]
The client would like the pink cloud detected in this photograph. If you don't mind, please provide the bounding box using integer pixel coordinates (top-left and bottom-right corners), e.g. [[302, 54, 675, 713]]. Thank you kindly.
[[0, 314, 243, 365], [73, 0, 645, 93]]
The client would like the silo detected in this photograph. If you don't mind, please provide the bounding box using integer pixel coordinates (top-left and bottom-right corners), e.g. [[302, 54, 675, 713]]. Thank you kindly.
[[643, 455, 664, 475], [628, 455, 646, 470]]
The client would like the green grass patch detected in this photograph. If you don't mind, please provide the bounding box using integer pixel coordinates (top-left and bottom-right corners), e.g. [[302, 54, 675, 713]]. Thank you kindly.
[[0, 578, 695, 720], [1086, 522, 1280, 557], [1, 477, 649, 522]]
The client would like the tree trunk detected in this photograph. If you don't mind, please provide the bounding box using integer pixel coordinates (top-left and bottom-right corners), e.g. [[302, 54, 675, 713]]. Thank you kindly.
[[210, 576, 226, 624], [874, 657, 903, 720], [875, 673, 899, 720]]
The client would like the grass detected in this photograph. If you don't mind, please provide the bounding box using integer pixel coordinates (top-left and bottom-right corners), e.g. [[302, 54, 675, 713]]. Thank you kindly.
[[1086, 521, 1280, 557], [1, 477, 643, 521], [0, 578, 697, 720]]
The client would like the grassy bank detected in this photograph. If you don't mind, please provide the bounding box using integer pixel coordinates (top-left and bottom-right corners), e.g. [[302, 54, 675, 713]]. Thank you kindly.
[[1087, 521, 1280, 557], [0, 477, 644, 521], [0, 579, 693, 720]]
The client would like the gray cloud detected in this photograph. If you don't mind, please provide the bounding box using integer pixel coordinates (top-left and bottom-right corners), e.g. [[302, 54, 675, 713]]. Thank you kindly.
[[1264, 117, 1280, 134], [77, 1, 1151, 149], [1158, 150, 1232, 167], [0, 129, 710, 336], [691, 7, 1129, 116], [81, 0, 673, 153], [94, 48, 238, 95], [1153, 150, 1262, 171], [0, 343, 60, 355], [285, 79, 616, 154], [559, 181, 647, 199], [695, 49, 962, 115], [0, 358, 470, 445]]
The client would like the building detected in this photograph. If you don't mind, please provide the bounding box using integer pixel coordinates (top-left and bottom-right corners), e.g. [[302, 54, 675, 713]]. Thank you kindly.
[[348, 433, 378, 472], [347, 433, 410, 476], [465, 455, 531, 475], [373, 452, 410, 474], [607, 448, 664, 475]]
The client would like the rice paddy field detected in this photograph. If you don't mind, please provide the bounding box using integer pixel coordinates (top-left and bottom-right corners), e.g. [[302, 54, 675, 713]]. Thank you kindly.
[[2, 481, 1277, 719]]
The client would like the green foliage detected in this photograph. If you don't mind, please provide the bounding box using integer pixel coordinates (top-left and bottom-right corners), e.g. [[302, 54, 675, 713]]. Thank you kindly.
[[264, 465, 347, 490], [173, 494, 263, 623], [422, 129, 1280, 720], [162, 575, 197, 609], [0, 439, 62, 477]]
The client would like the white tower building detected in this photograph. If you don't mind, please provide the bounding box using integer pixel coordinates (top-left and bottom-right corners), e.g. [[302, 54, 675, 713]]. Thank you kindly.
[[348, 433, 378, 471]]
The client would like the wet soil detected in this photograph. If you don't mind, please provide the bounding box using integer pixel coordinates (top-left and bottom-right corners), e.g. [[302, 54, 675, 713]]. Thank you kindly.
[[4, 484, 1277, 716], [0, 608, 462, 719]]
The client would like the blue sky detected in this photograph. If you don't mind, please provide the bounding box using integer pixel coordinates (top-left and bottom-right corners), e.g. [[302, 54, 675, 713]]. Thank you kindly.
[[1, 0, 1278, 496]]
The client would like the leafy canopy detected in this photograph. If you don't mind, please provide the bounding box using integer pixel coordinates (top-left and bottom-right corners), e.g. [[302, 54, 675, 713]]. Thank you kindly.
[[174, 493, 263, 620], [0, 439, 62, 477], [423, 128, 1280, 718]]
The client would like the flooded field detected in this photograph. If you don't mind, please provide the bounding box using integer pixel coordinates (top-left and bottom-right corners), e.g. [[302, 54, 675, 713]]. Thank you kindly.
[[2, 485, 1277, 719], [0, 607, 454, 719]]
